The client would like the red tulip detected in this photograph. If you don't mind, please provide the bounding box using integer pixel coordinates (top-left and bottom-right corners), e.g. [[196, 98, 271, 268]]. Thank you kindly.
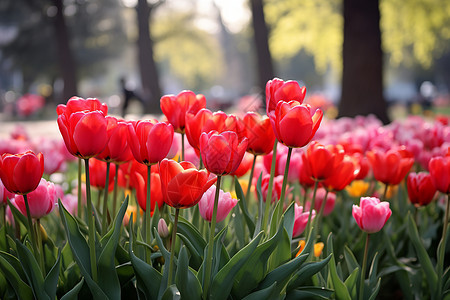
[[242, 112, 275, 155], [57, 110, 109, 159], [0, 151, 44, 195], [15, 178, 56, 219], [323, 155, 360, 191], [230, 152, 254, 178], [96, 117, 133, 164], [161, 90, 206, 133], [88, 158, 116, 192], [127, 120, 174, 166], [261, 174, 287, 203], [367, 147, 414, 185], [56, 96, 108, 118], [407, 172, 437, 206], [302, 142, 345, 181], [159, 159, 216, 208], [269, 100, 323, 148], [428, 156, 450, 194], [352, 197, 392, 233], [185, 108, 213, 151], [266, 78, 306, 114], [133, 168, 164, 214], [200, 131, 248, 175]]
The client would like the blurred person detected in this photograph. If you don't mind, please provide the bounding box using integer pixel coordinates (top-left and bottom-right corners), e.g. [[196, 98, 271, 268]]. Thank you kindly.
[[120, 77, 144, 118]]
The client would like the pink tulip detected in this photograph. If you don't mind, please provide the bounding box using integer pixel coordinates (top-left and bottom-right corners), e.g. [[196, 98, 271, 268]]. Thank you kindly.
[[306, 188, 336, 216], [15, 178, 57, 219], [198, 185, 238, 223], [1, 178, 15, 205], [352, 197, 392, 233], [293, 204, 315, 238]]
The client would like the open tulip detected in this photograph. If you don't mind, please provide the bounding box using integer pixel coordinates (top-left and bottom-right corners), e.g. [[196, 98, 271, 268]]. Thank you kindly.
[[15, 178, 56, 219], [293, 204, 315, 238], [200, 130, 248, 176], [127, 120, 174, 166], [407, 172, 437, 206], [302, 142, 345, 181], [96, 117, 133, 164], [159, 159, 216, 208], [0, 151, 44, 195], [323, 155, 360, 191], [428, 156, 450, 194], [269, 100, 323, 148], [56, 96, 108, 118], [367, 147, 414, 186], [266, 78, 307, 114], [161, 90, 206, 133], [198, 185, 238, 223], [352, 197, 392, 233], [242, 112, 275, 155]]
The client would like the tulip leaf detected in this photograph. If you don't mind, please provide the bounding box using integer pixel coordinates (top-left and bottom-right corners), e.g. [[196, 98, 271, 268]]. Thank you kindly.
[[60, 278, 84, 300], [254, 173, 264, 236], [241, 282, 278, 300], [177, 233, 203, 270], [368, 277, 381, 300], [231, 220, 284, 299], [0, 252, 33, 300], [58, 200, 109, 300], [287, 254, 332, 291], [234, 176, 256, 236], [268, 228, 291, 272], [344, 267, 359, 299], [128, 219, 162, 300], [177, 217, 206, 257], [0, 250, 28, 282], [269, 199, 284, 238], [286, 286, 334, 300], [344, 245, 360, 273], [15, 240, 50, 300], [161, 284, 181, 300], [208, 232, 263, 300], [96, 196, 128, 300], [175, 246, 202, 299], [282, 202, 296, 241], [327, 233, 351, 300], [406, 213, 437, 292], [153, 227, 171, 263], [368, 252, 380, 285]]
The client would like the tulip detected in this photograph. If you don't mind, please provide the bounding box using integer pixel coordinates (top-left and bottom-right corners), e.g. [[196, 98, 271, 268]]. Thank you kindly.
[[185, 108, 213, 151], [89, 158, 116, 192], [1, 179, 15, 205], [230, 152, 254, 178], [160, 90, 206, 134], [268, 100, 323, 148], [428, 156, 450, 194], [242, 112, 275, 156], [200, 130, 248, 176], [323, 155, 360, 191], [266, 78, 306, 114], [127, 119, 174, 166], [352, 197, 392, 234], [367, 147, 414, 186], [293, 204, 315, 238], [198, 185, 238, 223], [56, 96, 108, 118], [158, 218, 169, 238], [407, 172, 437, 207], [0, 151, 44, 195], [15, 178, 56, 219], [132, 169, 164, 214], [96, 117, 133, 164], [346, 180, 370, 198], [302, 142, 345, 181], [261, 175, 288, 203], [306, 188, 336, 217]]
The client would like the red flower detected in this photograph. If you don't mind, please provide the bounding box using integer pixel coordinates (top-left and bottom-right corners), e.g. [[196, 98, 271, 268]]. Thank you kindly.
[[133, 167, 164, 214], [269, 100, 323, 148], [96, 117, 133, 164], [302, 142, 345, 181], [127, 120, 174, 166], [266, 78, 306, 114], [0, 151, 44, 195], [367, 147, 414, 185], [242, 112, 275, 155], [161, 90, 206, 133], [407, 172, 437, 206], [57, 110, 109, 159], [56, 96, 108, 118], [89, 158, 116, 192], [185, 108, 213, 151], [159, 159, 216, 209], [428, 156, 450, 194], [323, 155, 360, 191], [230, 152, 254, 178], [200, 131, 248, 175]]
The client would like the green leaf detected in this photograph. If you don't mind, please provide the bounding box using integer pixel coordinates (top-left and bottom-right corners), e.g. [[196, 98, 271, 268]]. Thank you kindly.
[[7, 199, 27, 228], [161, 284, 181, 300], [58, 200, 108, 300], [282, 202, 296, 241], [327, 233, 351, 300], [0, 250, 28, 282], [268, 229, 291, 272], [60, 278, 84, 300], [14, 240, 50, 300], [368, 252, 380, 285], [241, 282, 278, 300], [211, 226, 230, 277], [286, 286, 334, 300], [177, 217, 206, 257], [0, 252, 33, 300], [175, 246, 202, 299], [254, 173, 264, 236], [177, 233, 203, 270], [96, 196, 128, 300], [344, 267, 359, 299], [406, 213, 437, 292], [287, 254, 332, 291], [234, 176, 255, 236], [209, 232, 263, 300], [368, 277, 381, 300], [344, 245, 359, 273]]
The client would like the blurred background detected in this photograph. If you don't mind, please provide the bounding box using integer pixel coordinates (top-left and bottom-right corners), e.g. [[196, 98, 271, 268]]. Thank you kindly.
[[0, 0, 449, 123]]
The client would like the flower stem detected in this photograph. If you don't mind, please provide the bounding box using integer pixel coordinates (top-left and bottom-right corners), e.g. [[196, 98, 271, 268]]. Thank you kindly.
[[246, 154, 258, 200], [315, 188, 330, 235], [302, 187, 309, 208], [101, 161, 111, 235], [146, 165, 152, 264], [36, 219, 45, 275], [263, 140, 278, 234], [112, 164, 119, 218], [276, 147, 293, 226], [305, 180, 319, 240], [359, 233, 370, 300], [167, 208, 180, 286], [2, 205, 8, 252], [84, 158, 98, 282], [203, 175, 222, 299], [78, 158, 82, 218], [181, 133, 185, 162], [382, 183, 389, 201], [437, 194, 450, 297], [23, 194, 38, 258]]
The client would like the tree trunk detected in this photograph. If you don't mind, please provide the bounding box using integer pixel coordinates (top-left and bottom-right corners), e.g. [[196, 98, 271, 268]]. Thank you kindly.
[[136, 0, 162, 114], [52, 0, 78, 103], [338, 0, 389, 124], [250, 0, 275, 102]]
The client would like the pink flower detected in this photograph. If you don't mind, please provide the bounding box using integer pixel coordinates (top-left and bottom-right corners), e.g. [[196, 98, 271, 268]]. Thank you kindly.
[[293, 204, 315, 238], [306, 188, 336, 216], [198, 185, 238, 223], [15, 178, 57, 219], [1, 178, 15, 205], [352, 197, 392, 233]]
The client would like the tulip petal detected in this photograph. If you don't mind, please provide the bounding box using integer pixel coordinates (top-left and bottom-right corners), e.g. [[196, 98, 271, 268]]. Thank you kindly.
[[73, 112, 108, 158]]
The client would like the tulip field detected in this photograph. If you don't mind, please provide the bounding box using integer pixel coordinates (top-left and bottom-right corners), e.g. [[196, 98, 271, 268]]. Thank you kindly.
[[0, 78, 449, 299]]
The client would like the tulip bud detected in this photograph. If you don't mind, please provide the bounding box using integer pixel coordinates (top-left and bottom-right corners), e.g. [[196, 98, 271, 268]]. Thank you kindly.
[[158, 218, 169, 238]]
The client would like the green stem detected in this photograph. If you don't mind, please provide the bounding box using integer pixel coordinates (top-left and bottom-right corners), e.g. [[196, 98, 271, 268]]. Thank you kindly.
[[359, 233, 370, 300], [23, 194, 38, 258], [437, 194, 450, 297], [146, 165, 152, 264], [167, 208, 180, 286], [382, 183, 389, 201], [302, 187, 309, 208], [112, 164, 119, 218], [246, 154, 257, 200], [78, 158, 82, 218], [2, 205, 8, 252], [181, 133, 185, 162], [203, 175, 222, 299], [315, 188, 330, 236], [305, 180, 319, 240], [84, 159, 98, 282], [276, 147, 293, 226], [263, 140, 278, 234], [199, 152, 203, 169], [36, 219, 45, 275], [101, 162, 111, 235]]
